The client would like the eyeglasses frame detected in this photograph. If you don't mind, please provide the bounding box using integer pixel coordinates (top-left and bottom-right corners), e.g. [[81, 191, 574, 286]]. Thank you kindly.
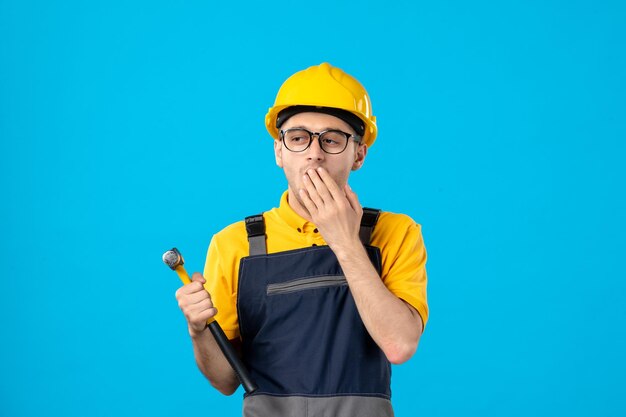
[[279, 127, 362, 154]]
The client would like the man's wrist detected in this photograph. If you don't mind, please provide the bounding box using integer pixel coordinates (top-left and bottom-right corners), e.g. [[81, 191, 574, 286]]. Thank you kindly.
[[332, 238, 367, 264], [189, 323, 208, 339]]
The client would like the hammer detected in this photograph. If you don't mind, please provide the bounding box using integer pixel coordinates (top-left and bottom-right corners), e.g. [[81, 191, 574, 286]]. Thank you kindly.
[[163, 247, 257, 394]]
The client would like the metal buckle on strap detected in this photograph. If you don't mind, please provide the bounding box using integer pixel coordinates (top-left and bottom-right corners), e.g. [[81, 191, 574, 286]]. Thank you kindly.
[[245, 214, 265, 237], [245, 214, 267, 256]]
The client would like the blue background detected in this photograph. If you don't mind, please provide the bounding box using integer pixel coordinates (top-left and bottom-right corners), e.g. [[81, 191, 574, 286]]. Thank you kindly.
[[1, 1, 625, 416]]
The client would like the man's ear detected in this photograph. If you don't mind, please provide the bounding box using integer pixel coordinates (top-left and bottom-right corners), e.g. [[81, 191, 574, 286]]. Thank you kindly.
[[351, 143, 368, 171], [274, 139, 283, 168]]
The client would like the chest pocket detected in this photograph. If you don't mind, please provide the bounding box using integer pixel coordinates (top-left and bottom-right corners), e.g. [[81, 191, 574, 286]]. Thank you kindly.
[[266, 274, 347, 295]]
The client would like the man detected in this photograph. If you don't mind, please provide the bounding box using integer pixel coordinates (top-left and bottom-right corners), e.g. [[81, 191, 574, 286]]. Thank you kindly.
[[176, 62, 429, 417]]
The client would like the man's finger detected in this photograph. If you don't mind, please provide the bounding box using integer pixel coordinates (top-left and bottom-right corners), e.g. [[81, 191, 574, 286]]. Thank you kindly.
[[316, 167, 344, 201], [344, 183, 361, 212], [299, 187, 318, 215], [185, 289, 212, 306], [188, 297, 214, 312], [306, 169, 334, 203], [191, 272, 206, 284], [303, 173, 325, 209], [179, 280, 207, 294], [176, 281, 205, 300], [192, 306, 218, 323]]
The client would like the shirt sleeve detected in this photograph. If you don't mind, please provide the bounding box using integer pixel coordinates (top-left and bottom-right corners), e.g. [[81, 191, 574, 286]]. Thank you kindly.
[[379, 216, 429, 330], [203, 235, 240, 340]]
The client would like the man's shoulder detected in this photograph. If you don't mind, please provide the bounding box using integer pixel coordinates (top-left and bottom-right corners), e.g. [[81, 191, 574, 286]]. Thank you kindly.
[[211, 207, 278, 249], [215, 219, 247, 238], [371, 210, 425, 257], [206, 218, 249, 266], [376, 210, 421, 231]]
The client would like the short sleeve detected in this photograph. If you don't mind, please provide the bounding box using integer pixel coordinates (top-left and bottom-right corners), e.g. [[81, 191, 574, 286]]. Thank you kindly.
[[377, 215, 429, 330], [203, 236, 240, 340]]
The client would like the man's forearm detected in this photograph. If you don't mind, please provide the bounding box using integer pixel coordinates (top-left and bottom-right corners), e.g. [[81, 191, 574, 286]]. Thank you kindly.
[[335, 241, 423, 364], [189, 328, 240, 395]]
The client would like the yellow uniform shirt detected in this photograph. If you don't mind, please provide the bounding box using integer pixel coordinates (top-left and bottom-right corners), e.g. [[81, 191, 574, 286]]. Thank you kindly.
[[204, 191, 429, 340]]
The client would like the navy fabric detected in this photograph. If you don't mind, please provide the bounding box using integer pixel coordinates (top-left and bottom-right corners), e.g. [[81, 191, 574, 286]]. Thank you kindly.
[[237, 245, 390, 398]]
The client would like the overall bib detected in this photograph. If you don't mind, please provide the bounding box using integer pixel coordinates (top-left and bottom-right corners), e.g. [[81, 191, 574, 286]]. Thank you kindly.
[[238, 209, 394, 417]]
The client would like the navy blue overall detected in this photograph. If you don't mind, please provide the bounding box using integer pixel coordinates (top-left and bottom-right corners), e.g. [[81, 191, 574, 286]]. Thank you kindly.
[[238, 209, 394, 417]]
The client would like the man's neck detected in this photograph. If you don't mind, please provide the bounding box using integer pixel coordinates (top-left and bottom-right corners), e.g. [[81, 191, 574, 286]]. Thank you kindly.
[[287, 187, 313, 223]]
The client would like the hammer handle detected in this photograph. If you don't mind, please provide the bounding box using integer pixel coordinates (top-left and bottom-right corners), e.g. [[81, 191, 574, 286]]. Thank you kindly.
[[175, 265, 256, 393], [174, 266, 192, 285], [207, 321, 258, 394]]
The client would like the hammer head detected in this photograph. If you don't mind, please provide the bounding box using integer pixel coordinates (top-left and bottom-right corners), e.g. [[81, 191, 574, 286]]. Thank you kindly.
[[162, 247, 184, 270]]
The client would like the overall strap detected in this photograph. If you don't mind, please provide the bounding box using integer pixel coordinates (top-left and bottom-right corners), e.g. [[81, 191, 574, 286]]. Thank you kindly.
[[245, 209, 380, 255], [359, 208, 381, 245], [245, 213, 267, 256]]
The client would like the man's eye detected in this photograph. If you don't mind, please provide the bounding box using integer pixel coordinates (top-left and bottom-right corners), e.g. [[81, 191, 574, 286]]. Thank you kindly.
[[290, 136, 306, 142]]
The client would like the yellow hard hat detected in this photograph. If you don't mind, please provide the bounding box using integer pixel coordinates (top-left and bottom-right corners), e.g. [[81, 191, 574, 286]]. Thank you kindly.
[[265, 62, 378, 147]]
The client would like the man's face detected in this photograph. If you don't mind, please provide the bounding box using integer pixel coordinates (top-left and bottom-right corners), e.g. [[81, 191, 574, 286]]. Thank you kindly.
[[274, 112, 367, 205]]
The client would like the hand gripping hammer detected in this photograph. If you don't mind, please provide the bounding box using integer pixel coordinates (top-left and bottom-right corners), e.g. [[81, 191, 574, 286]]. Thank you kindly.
[[162, 247, 257, 394]]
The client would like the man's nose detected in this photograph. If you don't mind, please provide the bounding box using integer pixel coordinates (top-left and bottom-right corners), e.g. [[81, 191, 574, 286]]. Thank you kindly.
[[307, 136, 325, 160]]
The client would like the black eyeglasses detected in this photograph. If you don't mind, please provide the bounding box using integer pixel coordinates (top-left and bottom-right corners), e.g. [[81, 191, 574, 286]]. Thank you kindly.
[[280, 128, 361, 154]]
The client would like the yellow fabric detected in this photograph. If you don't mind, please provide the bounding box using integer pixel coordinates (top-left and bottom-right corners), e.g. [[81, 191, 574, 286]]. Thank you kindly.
[[204, 191, 429, 340]]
